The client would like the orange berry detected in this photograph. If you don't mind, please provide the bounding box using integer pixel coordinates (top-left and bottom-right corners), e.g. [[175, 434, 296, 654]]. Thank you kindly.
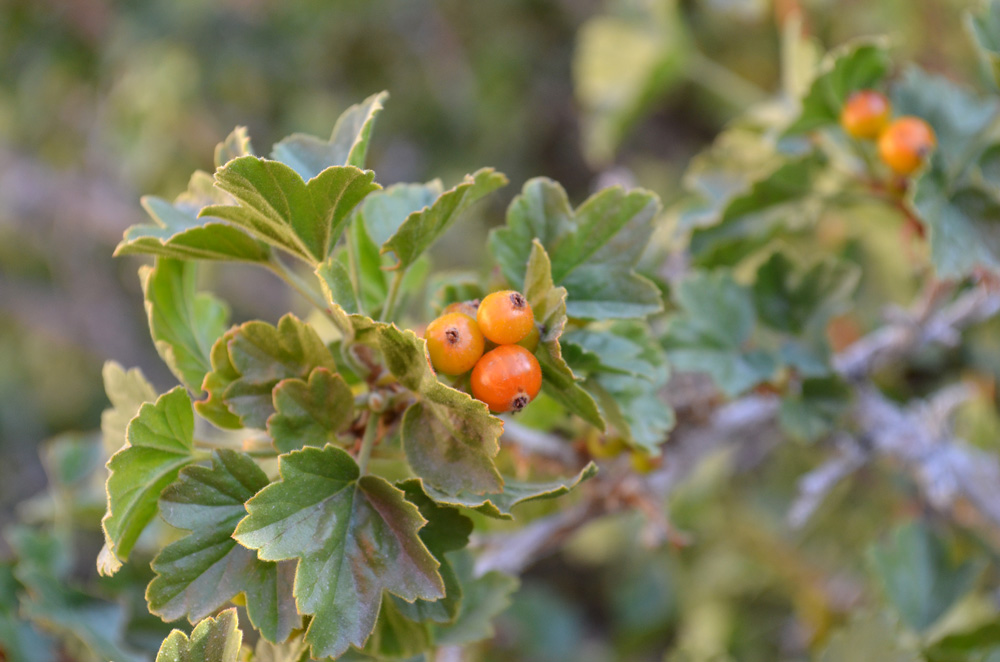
[[471, 345, 542, 413], [840, 90, 891, 140], [425, 312, 485, 375], [878, 116, 936, 175], [477, 290, 535, 345], [443, 299, 480, 319]]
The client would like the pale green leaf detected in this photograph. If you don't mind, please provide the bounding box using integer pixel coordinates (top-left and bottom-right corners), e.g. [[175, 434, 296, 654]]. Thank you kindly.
[[101, 361, 157, 455], [155, 609, 243, 662], [267, 367, 355, 453]]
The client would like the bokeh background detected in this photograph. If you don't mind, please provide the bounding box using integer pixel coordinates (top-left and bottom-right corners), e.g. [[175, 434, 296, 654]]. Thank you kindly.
[[0, 0, 991, 659]]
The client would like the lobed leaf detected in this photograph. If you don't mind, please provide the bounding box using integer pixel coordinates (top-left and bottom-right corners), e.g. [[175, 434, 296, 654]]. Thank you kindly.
[[203, 157, 379, 265], [968, 0, 1000, 91], [155, 609, 243, 662], [267, 367, 355, 453], [196, 327, 244, 430], [490, 177, 662, 319], [272, 91, 388, 179], [233, 445, 445, 659], [100, 387, 196, 573], [214, 125, 254, 168], [434, 551, 520, 646], [424, 462, 598, 520], [147, 450, 300, 643], [141, 258, 230, 394], [382, 168, 507, 271]]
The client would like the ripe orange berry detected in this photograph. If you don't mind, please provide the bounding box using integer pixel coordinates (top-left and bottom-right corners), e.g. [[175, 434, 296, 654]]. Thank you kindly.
[[477, 290, 535, 345], [471, 345, 542, 413], [425, 312, 485, 376], [878, 116, 937, 175], [840, 90, 891, 140]]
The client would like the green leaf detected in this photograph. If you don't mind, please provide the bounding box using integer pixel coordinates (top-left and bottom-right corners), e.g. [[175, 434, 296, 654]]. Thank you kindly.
[[195, 328, 244, 430], [314, 259, 381, 345], [10, 528, 145, 662], [523, 240, 604, 430], [141, 258, 230, 394], [267, 367, 355, 453], [688, 152, 828, 266], [586, 373, 673, 453], [377, 324, 504, 495], [751, 251, 859, 334], [925, 619, 1000, 662], [101, 387, 196, 572], [115, 172, 271, 263], [424, 462, 597, 520], [203, 156, 379, 265], [785, 39, 892, 134], [434, 551, 519, 646], [490, 178, 662, 319], [155, 608, 242, 662], [573, 2, 689, 165], [147, 450, 300, 643], [222, 314, 339, 429], [818, 610, 921, 662], [869, 520, 985, 632], [969, 1, 1000, 91], [245, 635, 311, 662], [382, 168, 507, 271], [272, 91, 388, 179], [778, 376, 851, 443], [214, 125, 254, 168], [101, 361, 157, 454], [352, 181, 443, 313], [664, 271, 777, 397], [233, 445, 445, 659]]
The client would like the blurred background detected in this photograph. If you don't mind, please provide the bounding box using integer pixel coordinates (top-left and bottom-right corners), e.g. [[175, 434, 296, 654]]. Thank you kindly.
[[0, 0, 992, 659]]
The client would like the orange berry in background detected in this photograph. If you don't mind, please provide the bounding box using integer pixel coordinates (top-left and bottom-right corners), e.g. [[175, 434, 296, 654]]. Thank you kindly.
[[840, 90, 891, 140], [471, 345, 542, 413], [425, 312, 485, 375], [477, 290, 535, 345], [878, 116, 937, 175], [443, 299, 480, 319]]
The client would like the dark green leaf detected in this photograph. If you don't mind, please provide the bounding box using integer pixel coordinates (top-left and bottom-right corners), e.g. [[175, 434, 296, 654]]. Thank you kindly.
[[267, 367, 355, 453], [147, 450, 300, 643], [490, 178, 662, 319], [100, 387, 196, 573], [378, 324, 504, 495], [869, 520, 985, 632], [925, 618, 1000, 662], [271, 91, 387, 179], [689, 153, 827, 266], [101, 361, 157, 454], [785, 39, 892, 134], [751, 251, 859, 334], [141, 258, 230, 394], [424, 462, 597, 520], [155, 608, 242, 662], [222, 314, 338, 429], [778, 376, 851, 443], [523, 240, 604, 429], [434, 551, 519, 646], [233, 445, 445, 659], [203, 156, 379, 265], [382, 168, 507, 271]]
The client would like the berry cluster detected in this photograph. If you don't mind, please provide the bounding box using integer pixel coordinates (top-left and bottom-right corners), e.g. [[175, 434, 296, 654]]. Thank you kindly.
[[840, 89, 937, 175], [425, 290, 542, 413]]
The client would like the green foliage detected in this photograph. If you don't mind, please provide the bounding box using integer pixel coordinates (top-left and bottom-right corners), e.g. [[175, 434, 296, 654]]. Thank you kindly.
[[267, 368, 355, 453], [869, 520, 985, 632], [147, 450, 299, 643], [155, 609, 242, 662], [233, 445, 445, 659], [101, 387, 196, 571], [969, 1, 1000, 91], [817, 611, 922, 662], [100, 362, 157, 454]]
